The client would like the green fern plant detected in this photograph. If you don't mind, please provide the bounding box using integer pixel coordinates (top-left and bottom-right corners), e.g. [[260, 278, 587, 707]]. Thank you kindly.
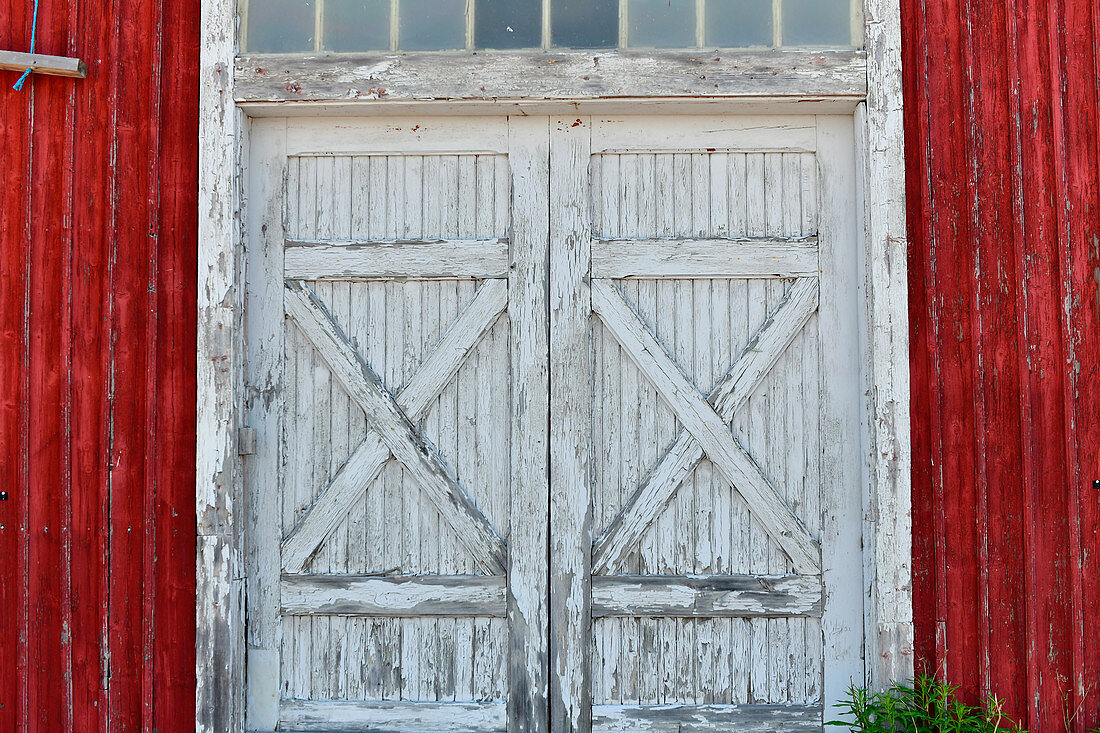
[[827, 675, 1026, 732]]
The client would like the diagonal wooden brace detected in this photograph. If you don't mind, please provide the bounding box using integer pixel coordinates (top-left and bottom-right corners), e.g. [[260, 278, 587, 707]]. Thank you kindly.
[[591, 278, 822, 575], [284, 279, 508, 575]]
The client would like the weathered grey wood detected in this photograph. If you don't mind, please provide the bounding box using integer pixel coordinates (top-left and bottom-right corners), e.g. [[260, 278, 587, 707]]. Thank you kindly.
[[284, 118, 511, 156], [242, 117, 287, 731], [591, 703, 821, 732], [592, 237, 819, 279], [549, 115, 593, 732], [0, 50, 87, 78], [280, 700, 507, 732], [862, 0, 915, 689], [594, 277, 820, 575], [591, 575, 822, 618], [817, 116, 870, 709], [284, 238, 510, 279], [507, 116, 551, 733], [197, 0, 244, 724], [280, 279, 507, 572], [196, 536, 245, 733], [281, 574, 507, 616], [591, 278, 821, 575], [284, 280, 507, 574], [234, 50, 867, 104], [590, 116, 816, 154]]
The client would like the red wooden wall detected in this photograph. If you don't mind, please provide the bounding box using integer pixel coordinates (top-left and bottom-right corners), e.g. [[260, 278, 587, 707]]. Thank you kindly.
[[0, 0, 198, 728], [904, 0, 1100, 729]]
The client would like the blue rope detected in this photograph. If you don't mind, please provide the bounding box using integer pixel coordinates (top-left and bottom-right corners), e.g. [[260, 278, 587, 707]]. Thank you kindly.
[[12, 0, 40, 91]]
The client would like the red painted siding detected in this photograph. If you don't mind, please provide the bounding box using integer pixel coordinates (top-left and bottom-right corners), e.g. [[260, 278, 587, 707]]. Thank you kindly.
[[904, 0, 1100, 729], [0, 0, 198, 729]]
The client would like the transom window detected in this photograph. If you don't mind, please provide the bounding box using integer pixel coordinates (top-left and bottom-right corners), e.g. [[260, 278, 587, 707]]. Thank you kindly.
[[242, 0, 860, 54]]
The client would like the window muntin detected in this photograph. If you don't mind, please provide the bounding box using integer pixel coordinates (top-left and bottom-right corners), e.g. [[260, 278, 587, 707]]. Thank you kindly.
[[242, 0, 861, 53]]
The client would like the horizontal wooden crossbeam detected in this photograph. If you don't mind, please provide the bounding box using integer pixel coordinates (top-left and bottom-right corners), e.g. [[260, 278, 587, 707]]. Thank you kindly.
[[0, 50, 86, 79], [281, 700, 823, 732], [591, 574, 823, 618], [284, 238, 510, 280], [281, 574, 507, 617], [281, 700, 506, 732], [592, 236, 819, 279], [592, 703, 822, 732]]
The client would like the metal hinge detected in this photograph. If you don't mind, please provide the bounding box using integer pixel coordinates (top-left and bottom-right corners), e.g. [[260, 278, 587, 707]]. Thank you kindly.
[[238, 427, 258, 456]]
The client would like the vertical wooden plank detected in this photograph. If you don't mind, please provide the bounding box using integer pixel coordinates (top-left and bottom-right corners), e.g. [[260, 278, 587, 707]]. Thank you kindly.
[[800, 151, 824, 705], [197, 0, 245, 723], [635, 277, 658, 578], [1015, 3, 1075, 725], [729, 278, 751, 705], [24, 26, 74, 733], [379, 279, 402, 701], [0, 3, 31, 729], [110, 0, 164, 722], [862, 0, 914, 688], [710, 278, 732, 705], [1058, 2, 1100, 726], [508, 114, 550, 733], [818, 114, 866, 710], [58, 0, 107, 728], [436, 277, 459, 700], [332, 279, 352, 699], [606, 155, 626, 707], [1043, 0, 1090, 722], [420, 165, 442, 701], [243, 117, 286, 731], [781, 153, 806, 701], [400, 281, 422, 699], [761, 158, 788, 704], [154, 0, 201, 721], [345, 282, 368, 698], [967, 0, 1028, 710], [745, 277, 767, 703], [474, 262, 495, 706], [549, 114, 591, 733]]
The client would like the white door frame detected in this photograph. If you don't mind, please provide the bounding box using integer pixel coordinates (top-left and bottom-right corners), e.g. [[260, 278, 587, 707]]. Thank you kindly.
[[196, 2, 910, 730]]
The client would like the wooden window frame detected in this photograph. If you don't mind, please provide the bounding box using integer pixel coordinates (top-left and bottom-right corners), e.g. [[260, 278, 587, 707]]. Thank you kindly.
[[195, 1, 910, 728]]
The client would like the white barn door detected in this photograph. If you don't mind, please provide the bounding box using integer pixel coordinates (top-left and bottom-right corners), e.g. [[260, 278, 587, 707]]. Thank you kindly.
[[243, 116, 551, 732], [244, 113, 863, 733], [550, 115, 864, 732]]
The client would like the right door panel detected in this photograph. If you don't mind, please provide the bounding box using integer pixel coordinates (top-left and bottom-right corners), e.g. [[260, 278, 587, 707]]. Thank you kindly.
[[550, 115, 865, 732]]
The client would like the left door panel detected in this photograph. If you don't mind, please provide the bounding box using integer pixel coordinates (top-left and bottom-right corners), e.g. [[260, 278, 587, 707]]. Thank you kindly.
[[243, 116, 550, 733]]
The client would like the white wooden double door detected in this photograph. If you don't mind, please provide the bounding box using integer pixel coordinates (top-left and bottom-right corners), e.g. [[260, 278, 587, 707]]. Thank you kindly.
[[244, 114, 865, 732]]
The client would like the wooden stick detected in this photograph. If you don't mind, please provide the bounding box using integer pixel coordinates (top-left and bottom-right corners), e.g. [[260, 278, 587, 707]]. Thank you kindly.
[[0, 50, 87, 79]]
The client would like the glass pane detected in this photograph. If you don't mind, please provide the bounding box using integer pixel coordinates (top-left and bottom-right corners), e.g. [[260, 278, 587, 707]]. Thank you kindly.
[[706, 0, 771, 47], [476, 0, 541, 49], [782, 0, 851, 46], [400, 0, 466, 50], [628, 0, 695, 48], [324, 0, 390, 51], [247, 0, 315, 52], [551, 0, 616, 48]]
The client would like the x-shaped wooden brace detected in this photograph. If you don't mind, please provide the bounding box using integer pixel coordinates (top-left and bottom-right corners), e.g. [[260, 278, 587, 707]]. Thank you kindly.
[[591, 277, 822, 575], [281, 279, 509, 574]]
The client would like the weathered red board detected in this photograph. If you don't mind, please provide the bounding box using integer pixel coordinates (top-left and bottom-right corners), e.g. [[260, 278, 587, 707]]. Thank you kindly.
[[904, 0, 1100, 729], [1, 0, 1099, 729], [0, 0, 198, 728]]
